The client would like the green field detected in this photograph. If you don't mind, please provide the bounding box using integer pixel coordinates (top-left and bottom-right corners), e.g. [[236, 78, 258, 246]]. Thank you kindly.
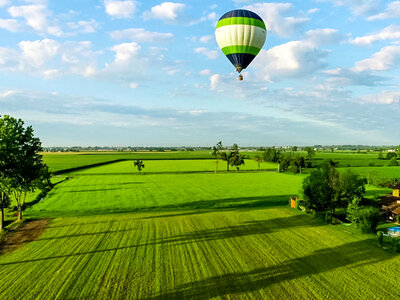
[[1, 207, 400, 298], [42, 151, 214, 173], [28, 161, 294, 216], [341, 166, 400, 182], [2, 155, 400, 299]]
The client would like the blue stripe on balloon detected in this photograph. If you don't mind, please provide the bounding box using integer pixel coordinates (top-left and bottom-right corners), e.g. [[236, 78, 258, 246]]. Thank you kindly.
[[226, 53, 256, 71], [218, 9, 263, 22]]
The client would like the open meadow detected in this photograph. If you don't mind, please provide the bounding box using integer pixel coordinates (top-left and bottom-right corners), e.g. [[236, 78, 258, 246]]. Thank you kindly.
[[1, 153, 400, 299]]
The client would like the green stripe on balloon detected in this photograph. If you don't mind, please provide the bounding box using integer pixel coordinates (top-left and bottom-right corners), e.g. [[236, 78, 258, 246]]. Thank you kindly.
[[216, 17, 266, 30], [221, 45, 261, 56]]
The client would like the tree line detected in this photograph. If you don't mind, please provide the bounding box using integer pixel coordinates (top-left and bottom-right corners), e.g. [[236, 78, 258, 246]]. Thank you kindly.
[[0, 115, 49, 230]]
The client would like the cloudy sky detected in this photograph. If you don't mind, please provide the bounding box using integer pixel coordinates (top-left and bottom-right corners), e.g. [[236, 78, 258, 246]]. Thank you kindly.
[[0, 0, 400, 147]]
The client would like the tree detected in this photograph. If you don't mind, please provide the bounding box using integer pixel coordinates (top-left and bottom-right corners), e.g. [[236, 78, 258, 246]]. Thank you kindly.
[[230, 152, 246, 172], [134, 160, 145, 173], [292, 146, 297, 152], [386, 152, 397, 160], [0, 175, 11, 230], [253, 154, 262, 172], [301, 161, 338, 214], [347, 198, 361, 226], [302, 161, 366, 219], [305, 147, 315, 161], [212, 141, 223, 173], [0, 115, 47, 221], [387, 156, 399, 166]]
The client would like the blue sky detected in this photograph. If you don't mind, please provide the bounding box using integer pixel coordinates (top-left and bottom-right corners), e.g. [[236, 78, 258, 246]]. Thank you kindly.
[[0, 0, 400, 146]]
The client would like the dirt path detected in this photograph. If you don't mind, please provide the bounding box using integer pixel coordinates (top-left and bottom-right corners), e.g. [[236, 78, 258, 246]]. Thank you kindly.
[[0, 219, 49, 255]]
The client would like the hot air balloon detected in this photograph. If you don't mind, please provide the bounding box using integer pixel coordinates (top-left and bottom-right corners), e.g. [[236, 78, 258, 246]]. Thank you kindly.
[[215, 9, 267, 81]]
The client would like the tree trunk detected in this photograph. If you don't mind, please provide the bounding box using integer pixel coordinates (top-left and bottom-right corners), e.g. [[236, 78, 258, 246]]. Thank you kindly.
[[0, 205, 3, 231], [18, 203, 23, 221], [0, 192, 4, 230], [226, 161, 229, 171], [215, 160, 218, 174]]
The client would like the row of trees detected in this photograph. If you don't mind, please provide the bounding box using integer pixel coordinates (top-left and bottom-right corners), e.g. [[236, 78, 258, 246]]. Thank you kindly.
[[0, 115, 50, 230], [212, 142, 246, 172], [260, 147, 315, 174]]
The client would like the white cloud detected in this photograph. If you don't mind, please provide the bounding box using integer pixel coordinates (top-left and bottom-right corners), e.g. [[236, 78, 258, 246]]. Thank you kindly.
[[318, 0, 380, 16], [0, 0, 10, 7], [210, 74, 221, 90], [324, 67, 385, 86], [368, 1, 400, 20], [207, 12, 217, 20], [19, 38, 60, 68], [67, 20, 100, 34], [199, 35, 213, 44], [110, 28, 173, 43], [253, 41, 328, 81], [359, 91, 400, 104], [110, 42, 141, 63], [354, 46, 400, 72], [0, 18, 22, 32], [244, 3, 308, 37], [305, 28, 343, 46], [104, 0, 137, 19], [349, 25, 400, 46], [143, 2, 185, 23], [194, 47, 218, 60], [129, 82, 138, 88], [0, 90, 19, 98], [200, 69, 211, 76], [308, 8, 319, 14], [8, 4, 62, 36]]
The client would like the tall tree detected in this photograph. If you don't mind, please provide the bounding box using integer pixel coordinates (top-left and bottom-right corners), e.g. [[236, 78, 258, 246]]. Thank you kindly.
[[230, 152, 246, 172], [212, 141, 223, 173], [253, 154, 262, 172], [0, 115, 46, 221]]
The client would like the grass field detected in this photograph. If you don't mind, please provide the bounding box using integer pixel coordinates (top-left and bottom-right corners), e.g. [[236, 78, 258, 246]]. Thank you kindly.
[[1, 208, 400, 299], [2, 155, 400, 299], [28, 163, 297, 216], [341, 166, 400, 182], [42, 151, 214, 173]]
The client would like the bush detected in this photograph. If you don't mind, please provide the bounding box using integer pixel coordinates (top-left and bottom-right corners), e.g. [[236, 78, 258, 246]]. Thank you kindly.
[[358, 206, 379, 233], [386, 152, 397, 160], [392, 237, 400, 253], [387, 157, 399, 166]]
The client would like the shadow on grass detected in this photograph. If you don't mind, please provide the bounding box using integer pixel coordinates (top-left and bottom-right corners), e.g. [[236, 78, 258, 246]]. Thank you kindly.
[[0, 213, 323, 264], [29, 195, 292, 218], [70, 169, 277, 176], [143, 239, 389, 299], [158, 214, 321, 245]]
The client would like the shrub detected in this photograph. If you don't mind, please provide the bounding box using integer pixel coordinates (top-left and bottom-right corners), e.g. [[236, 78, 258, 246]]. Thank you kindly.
[[358, 206, 379, 233], [387, 157, 399, 166], [392, 237, 400, 253]]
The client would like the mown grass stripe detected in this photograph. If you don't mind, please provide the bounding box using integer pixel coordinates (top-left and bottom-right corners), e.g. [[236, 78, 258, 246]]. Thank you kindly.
[[216, 17, 266, 30]]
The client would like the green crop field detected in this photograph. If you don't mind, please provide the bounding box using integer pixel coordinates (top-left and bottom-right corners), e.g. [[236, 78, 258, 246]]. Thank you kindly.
[[2, 158, 400, 299], [28, 162, 293, 216], [42, 151, 214, 173], [341, 166, 400, 182]]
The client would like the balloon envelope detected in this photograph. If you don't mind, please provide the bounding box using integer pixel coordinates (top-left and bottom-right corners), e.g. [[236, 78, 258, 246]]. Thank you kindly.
[[215, 9, 267, 73]]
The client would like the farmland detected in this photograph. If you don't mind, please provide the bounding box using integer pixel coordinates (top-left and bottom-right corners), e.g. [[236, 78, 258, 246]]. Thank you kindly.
[[1, 152, 400, 299]]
